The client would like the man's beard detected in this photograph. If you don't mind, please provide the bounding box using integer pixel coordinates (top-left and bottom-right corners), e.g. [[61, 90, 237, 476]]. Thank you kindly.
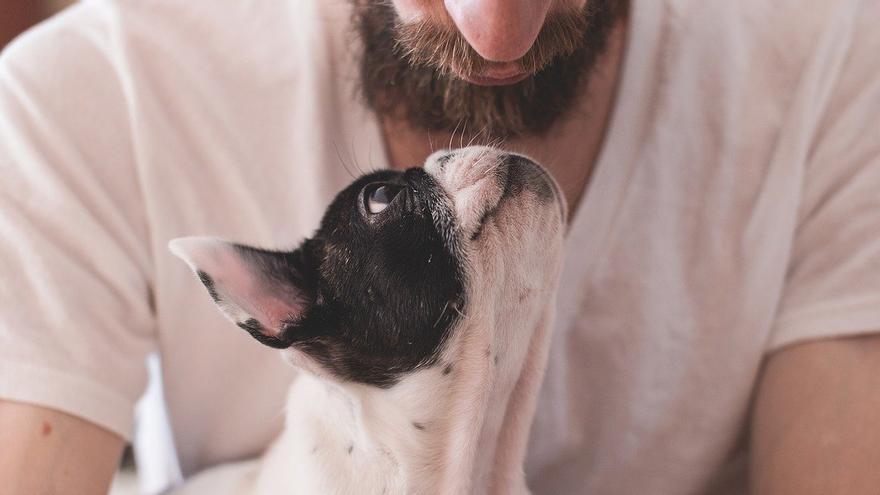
[[354, 0, 628, 140]]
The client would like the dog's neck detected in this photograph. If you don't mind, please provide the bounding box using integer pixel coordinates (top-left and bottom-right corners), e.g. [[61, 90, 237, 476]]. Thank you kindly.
[[291, 298, 552, 495]]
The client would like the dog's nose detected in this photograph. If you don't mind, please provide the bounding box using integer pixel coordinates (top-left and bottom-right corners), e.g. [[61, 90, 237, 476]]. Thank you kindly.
[[424, 147, 509, 237]]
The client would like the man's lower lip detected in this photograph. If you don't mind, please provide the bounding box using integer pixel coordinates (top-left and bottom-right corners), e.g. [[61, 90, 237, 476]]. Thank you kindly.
[[462, 72, 530, 86]]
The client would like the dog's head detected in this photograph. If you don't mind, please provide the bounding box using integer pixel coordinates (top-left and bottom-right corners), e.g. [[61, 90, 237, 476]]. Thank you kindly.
[[170, 146, 566, 389]]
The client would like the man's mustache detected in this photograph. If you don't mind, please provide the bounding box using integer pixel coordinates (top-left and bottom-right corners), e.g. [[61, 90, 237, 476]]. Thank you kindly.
[[393, 7, 591, 79]]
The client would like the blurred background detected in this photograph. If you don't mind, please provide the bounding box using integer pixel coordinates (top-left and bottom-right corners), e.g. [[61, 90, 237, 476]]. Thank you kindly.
[[1, 0, 72, 47], [3, 3, 140, 494]]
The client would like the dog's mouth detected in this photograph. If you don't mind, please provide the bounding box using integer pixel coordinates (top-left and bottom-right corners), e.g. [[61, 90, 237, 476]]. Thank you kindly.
[[424, 147, 564, 242], [508, 153, 567, 222], [469, 153, 563, 240]]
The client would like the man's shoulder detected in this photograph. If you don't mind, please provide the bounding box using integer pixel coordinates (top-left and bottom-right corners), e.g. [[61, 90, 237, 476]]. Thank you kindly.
[[109, 0, 355, 81], [667, 0, 864, 37], [1, 2, 116, 80], [655, 0, 879, 116], [0, 2, 132, 147], [664, 0, 874, 73], [1, 0, 356, 92]]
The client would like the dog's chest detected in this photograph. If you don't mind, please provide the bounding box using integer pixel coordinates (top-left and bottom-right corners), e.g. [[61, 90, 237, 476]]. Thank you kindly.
[[252, 374, 405, 495]]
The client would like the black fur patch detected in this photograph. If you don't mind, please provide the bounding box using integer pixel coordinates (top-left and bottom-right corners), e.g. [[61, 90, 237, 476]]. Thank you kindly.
[[435, 152, 454, 168], [240, 168, 467, 388], [505, 154, 554, 202], [197, 270, 220, 303], [237, 318, 292, 350], [469, 155, 554, 241]]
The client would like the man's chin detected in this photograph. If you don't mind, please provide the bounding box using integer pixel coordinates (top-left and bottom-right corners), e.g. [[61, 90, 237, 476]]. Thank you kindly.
[[459, 72, 531, 87], [355, 0, 627, 138]]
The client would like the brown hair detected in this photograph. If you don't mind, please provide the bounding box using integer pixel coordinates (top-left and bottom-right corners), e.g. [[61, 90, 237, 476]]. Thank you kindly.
[[355, 0, 628, 139]]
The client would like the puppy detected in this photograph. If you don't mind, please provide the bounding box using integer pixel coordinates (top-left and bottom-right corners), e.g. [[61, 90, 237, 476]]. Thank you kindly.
[[169, 146, 567, 495]]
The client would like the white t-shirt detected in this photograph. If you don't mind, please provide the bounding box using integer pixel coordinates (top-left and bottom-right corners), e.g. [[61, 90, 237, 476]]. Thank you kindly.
[[2, 0, 879, 493]]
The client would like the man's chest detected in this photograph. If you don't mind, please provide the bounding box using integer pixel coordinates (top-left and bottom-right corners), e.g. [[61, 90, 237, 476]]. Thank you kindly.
[[150, 123, 798, 463]]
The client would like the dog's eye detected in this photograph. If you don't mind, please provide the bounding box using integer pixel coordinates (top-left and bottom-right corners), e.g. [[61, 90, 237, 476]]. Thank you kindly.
[[365, 184, 403, 215]]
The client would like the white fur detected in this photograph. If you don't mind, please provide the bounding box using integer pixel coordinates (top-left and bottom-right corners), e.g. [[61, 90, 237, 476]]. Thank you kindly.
[[170, 147, 566, 495]]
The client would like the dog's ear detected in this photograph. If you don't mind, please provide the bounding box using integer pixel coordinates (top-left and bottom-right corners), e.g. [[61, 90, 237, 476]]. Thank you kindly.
[[169, 237, 313, 349]]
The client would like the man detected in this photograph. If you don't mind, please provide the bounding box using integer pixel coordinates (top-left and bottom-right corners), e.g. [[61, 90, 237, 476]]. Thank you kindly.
[[1, 0, 879, 493]]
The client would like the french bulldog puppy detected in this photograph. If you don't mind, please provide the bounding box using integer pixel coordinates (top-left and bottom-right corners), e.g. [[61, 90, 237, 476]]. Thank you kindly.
[[169, 146, 567, 495]]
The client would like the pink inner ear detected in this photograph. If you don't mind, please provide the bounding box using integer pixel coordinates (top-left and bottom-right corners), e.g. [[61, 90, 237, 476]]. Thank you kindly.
[[219, 259, 306, 336], [170, 237, 306, 337], [240, 288, 306, 335]]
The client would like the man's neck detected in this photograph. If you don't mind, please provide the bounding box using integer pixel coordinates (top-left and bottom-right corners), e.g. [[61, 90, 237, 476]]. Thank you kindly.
[[381, 17, 629, 217]]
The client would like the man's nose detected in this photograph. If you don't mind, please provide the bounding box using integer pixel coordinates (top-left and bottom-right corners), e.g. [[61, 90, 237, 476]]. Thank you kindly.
[[443, 0, 553, 62]]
